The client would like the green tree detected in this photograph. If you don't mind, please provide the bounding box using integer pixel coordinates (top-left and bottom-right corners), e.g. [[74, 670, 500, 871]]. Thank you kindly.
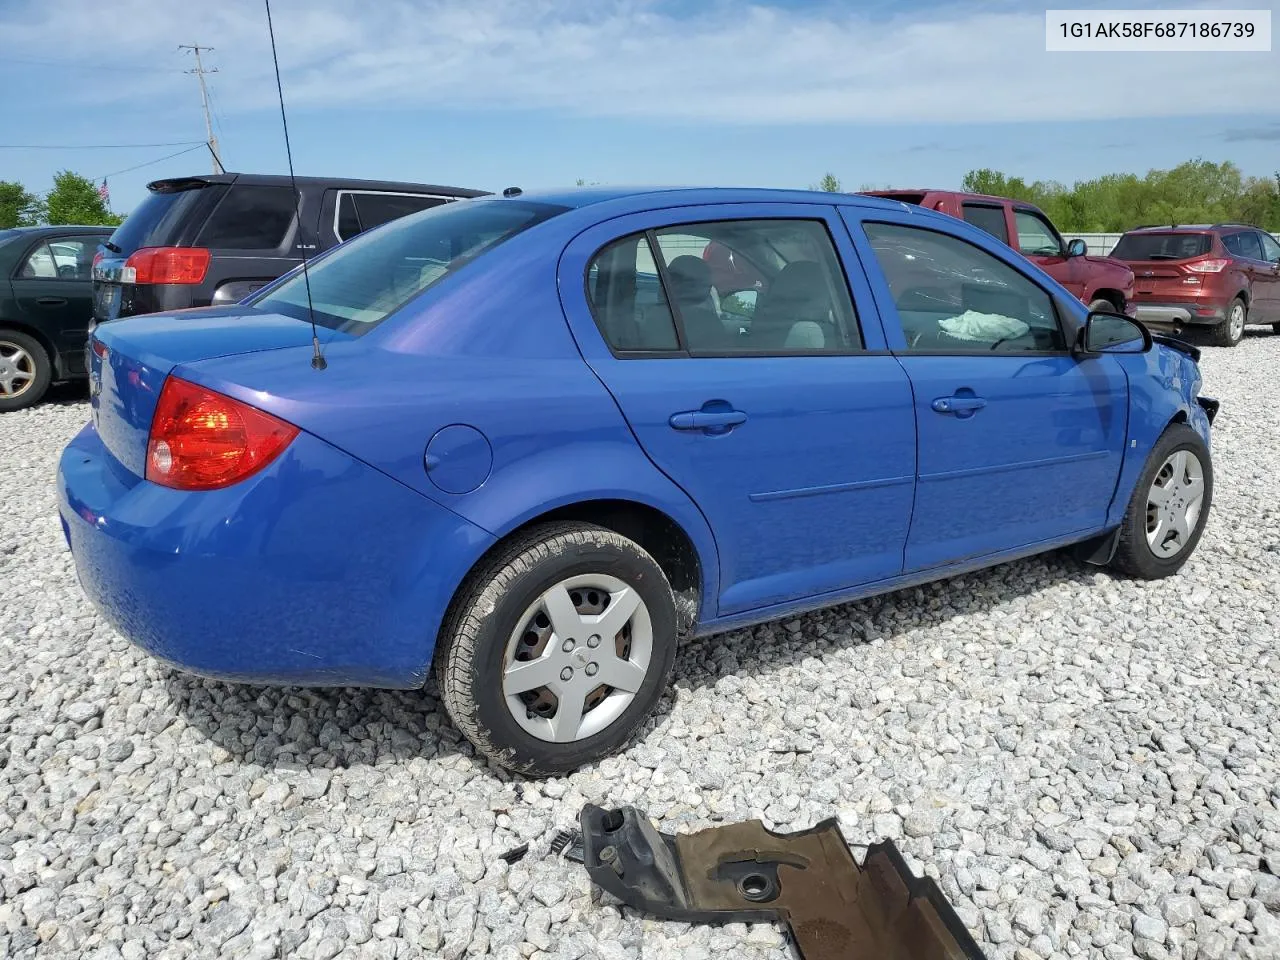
[[960, 159, 1280, 232], [44, 171, 122, 226], [811, 173, 842, 192], [0, 180, 43, 228]]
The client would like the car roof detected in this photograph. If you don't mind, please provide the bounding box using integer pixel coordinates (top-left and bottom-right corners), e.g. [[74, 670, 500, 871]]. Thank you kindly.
[[145, 172, 489, 198], [1124, 223, 1258, 235], [477, 185, 924, 213], [0, 225, 114, 243]]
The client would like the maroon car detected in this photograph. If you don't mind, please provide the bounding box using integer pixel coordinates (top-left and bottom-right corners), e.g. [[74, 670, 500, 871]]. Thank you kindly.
[[1109, 223, 1280, 347], [859, 190, 1137, 317]]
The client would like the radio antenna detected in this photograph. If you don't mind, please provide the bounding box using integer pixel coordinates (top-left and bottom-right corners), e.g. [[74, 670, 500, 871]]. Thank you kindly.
[[263, 0, 326, 370]]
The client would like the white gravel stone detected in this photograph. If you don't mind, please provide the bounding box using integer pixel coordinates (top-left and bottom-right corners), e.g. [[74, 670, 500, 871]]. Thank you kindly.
[[2, 341, 1280, 959]]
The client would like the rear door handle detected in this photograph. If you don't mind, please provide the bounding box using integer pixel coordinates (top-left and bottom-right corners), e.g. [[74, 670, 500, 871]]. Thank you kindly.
[[932, 396, 987, 415], [669, 409, 747, 431], [37, 297, 67, 306]]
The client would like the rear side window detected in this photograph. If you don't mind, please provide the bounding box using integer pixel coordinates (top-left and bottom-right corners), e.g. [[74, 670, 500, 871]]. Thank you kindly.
[[586, 219, 862, 356], [249, 198, 566, 334], [196, 185, 297, 250], [587, 233, 680, 352], [354, 193, 446, 231], [1223, 231, 1263, 261], [961, 203, 1008, 244], [1111, 232, 1211, 261]]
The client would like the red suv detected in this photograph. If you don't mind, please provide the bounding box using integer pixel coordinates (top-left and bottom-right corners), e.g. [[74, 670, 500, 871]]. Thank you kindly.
[[860, 190, 1137, 317], [1109, 224, 1280, 347]]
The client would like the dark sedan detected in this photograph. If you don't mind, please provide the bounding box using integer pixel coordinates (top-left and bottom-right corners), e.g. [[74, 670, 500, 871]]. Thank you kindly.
[[0, 225, 112, 410]]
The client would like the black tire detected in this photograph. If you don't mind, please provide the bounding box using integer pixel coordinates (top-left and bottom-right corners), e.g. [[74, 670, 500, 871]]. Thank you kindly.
[[1272, 322, 1280, 335], [0, 328, 52, 412], [435, 522, 679, 777], [1109, 423, 1212, 580], [1207, 298, 1246, 347], [1088, 298, 1116, 314]]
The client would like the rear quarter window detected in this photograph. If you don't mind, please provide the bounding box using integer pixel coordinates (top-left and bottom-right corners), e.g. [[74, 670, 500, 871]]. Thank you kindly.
[[961, 204, 1009, 244], [196, 185, 297, 251]]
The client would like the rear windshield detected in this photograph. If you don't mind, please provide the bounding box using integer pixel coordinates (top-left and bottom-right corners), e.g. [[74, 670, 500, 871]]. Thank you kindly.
[[1111, 232, 1211, 261], [105, 185, 215, 256], [249, 198, 568, 334]]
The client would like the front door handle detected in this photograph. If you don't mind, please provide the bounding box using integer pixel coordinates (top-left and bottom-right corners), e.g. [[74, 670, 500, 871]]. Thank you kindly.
[[669, 409, 748, 431], [37, 297, 67, 306], [932, 395, 987, 416]]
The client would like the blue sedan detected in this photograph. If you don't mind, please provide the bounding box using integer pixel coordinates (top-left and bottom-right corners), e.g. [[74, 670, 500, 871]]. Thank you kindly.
[[58, 187, 1218, 775]]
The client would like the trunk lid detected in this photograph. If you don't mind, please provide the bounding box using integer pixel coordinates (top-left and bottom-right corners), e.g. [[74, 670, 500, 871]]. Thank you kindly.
[[89, 307, 332, 477]]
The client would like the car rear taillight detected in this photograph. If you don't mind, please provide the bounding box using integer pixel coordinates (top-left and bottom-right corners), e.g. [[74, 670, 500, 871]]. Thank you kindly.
[[123, 247, 211, 285], [1185, 258, 1230, 274], [92, 250, 104, 270], [146, 376, 298, 491], [91, 338, 109, 361]]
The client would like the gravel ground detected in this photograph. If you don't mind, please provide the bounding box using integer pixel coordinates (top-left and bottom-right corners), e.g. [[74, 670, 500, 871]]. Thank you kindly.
[[2, 335, 1279, 960]]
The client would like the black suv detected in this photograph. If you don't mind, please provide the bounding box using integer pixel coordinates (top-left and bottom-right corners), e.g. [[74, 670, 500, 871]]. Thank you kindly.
[[91, 173, 487, 328]]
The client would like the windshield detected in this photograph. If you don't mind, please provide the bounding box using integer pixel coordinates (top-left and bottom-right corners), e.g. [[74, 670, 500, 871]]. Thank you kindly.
[[249, 198, 568, 334], [1111, 232, 1211, 261]]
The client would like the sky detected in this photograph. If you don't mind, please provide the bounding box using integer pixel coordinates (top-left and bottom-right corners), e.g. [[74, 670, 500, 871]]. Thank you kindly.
[[1, 0, 1278, 214]]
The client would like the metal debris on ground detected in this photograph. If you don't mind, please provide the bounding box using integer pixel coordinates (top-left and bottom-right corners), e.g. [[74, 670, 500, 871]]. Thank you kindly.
[[568, 803, 988, 960]]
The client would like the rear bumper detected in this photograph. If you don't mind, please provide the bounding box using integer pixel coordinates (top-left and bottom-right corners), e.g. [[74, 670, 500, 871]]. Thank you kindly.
[[1132, 301, 1227, 327], [58, 423, 494, 688]]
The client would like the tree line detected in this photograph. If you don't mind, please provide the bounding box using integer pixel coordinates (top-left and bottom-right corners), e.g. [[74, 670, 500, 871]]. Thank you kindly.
[[813, 160, 1280, 232], [0, 171, 122, 229]]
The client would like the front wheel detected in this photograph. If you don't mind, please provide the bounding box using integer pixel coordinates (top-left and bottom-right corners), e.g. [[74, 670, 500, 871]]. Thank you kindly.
[[0, 329, 52, 412], [1088, 298, 1117, 314], [1109, 424, 1212, 580], [435, 522, 679, 776]]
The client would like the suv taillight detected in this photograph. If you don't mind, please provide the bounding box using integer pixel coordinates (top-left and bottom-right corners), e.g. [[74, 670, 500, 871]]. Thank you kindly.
[[123, 247, 211, 285], [1185, 258, 1230, 274], [146, 377, 298, 491]]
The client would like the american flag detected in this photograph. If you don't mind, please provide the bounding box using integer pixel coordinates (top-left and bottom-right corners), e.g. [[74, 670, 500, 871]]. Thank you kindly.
[[97, 180, 110, 205]]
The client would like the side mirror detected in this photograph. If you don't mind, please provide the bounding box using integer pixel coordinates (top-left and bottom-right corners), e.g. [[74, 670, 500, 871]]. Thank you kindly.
[[1066, 238, 1088, 258], [1077, 310, 1152, 355]]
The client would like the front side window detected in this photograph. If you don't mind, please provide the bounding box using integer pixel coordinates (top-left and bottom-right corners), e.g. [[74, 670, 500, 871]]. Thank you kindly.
[[1013, 211, 1062, 257], [250, 198, 566, 334], [1260, 232, 1280, 263], [961, 203, 1009, 244], [864, 221, 1066, 353]]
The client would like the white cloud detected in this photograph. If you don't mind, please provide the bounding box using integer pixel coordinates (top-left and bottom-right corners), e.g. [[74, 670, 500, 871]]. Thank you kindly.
[[3, 0, 1275, 124]]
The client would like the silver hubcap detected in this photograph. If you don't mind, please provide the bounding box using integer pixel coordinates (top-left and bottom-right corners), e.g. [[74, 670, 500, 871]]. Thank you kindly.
[[1146, 449, 1205, 559], [1229, 304, 1245, 341], [0, 341, 35, 397], [502, 574, 652, 743]]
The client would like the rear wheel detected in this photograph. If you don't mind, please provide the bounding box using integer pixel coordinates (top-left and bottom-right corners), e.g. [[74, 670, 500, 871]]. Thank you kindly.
[[0, 329, 52, 412], [435, 522, 679, 776], [1208, 298, 1246, 347], [1109, 424, 1212, 580]]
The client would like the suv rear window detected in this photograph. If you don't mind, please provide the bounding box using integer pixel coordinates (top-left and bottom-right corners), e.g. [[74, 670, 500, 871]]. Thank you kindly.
[[249, 198, 567, 334], [1111, 232, 1211, 261], [196, 185, 297, 250], [106, 185, 216, 256]]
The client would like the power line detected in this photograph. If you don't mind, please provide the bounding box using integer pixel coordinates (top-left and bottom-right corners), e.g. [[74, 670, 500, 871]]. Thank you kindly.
[[91, 144, 208, 182], [0, 54, 180, 73], [0, 141, 205, 149]]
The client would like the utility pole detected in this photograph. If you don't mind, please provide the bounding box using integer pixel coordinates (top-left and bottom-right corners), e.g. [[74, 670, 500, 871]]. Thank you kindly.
[[179, 43, 225, 174]]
